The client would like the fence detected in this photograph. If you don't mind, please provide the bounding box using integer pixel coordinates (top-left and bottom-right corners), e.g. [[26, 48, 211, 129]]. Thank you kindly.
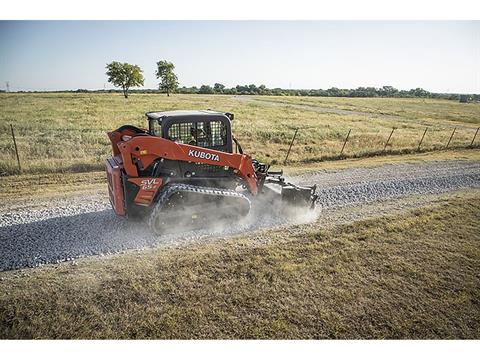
[[282, 125, 480, 165], [0, 126, 111, 176], [1, 124, 479, 176]]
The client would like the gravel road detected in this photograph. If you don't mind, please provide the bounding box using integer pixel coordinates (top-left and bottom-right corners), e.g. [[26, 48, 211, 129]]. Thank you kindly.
[[1, 160, 479, 271]]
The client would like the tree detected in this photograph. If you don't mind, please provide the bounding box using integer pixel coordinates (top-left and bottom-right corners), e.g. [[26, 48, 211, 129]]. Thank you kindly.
[[258, 84, 267, 95], [410, 87, 430, 98], [199, 85, 214, 94], [213, 83, 225, 94], [326, 87, 341, 97], [236, 85, 249, 95], [105, 61, 144, 98], [381, 86, 398, 97], [156, 60, 179, 96]]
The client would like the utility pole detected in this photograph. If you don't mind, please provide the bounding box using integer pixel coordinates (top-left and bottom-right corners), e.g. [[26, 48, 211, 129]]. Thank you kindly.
[[6, 81, 10, 92]]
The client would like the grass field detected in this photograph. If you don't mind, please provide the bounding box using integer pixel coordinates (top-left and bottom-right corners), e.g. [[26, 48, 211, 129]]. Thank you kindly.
[[254, 95, 480, 124], [1, 93, 479, 176], [1, 93, 478, 339], [1, 193, 479, 339]]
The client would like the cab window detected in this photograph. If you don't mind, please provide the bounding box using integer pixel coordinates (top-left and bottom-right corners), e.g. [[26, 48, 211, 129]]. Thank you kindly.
[[167, 120, 226, 149], [154, 120, 162, 135]]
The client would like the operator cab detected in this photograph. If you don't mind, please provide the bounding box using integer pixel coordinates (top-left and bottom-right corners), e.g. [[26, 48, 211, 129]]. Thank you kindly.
[[146, 110, 234, 153]]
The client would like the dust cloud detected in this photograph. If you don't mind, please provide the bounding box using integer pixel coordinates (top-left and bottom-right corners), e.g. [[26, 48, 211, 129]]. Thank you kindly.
[[152, 181, 321, 242]]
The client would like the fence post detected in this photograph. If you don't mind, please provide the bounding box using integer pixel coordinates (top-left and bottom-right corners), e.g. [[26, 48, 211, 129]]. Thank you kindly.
[[10, 124, 21, 171], [446, 127, 456, 148], [383, 127, 396, 152], [340, 129, 351, 156], [284, 128, 299, 165], [418, 127, 428, 151], [470, 127, 479, 147]]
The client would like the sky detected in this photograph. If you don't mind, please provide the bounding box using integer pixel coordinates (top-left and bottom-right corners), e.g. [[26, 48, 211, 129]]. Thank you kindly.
[[0, 21, 479, 93]]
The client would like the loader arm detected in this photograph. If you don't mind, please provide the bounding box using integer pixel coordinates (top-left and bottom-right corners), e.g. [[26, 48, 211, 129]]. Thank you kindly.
[[111, 132, 260, 195]]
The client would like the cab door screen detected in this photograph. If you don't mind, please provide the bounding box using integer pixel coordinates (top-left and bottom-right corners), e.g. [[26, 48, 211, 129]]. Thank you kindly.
[[168, 120, 226, 149]]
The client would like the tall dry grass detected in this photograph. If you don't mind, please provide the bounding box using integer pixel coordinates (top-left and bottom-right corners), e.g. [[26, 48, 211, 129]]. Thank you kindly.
[[1, 93, 478, 175]]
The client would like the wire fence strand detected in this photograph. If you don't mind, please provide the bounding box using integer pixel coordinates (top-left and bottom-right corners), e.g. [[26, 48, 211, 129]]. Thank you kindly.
[[1, 124, 479, 176]]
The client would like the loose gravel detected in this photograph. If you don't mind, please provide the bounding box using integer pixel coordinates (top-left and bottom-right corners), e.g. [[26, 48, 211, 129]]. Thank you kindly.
[[0, 160, 479, 271]]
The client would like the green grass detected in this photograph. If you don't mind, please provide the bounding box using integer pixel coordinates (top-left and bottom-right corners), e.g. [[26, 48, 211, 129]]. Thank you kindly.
[[1, 193, 479, 339], [1, 93, 479, 176]]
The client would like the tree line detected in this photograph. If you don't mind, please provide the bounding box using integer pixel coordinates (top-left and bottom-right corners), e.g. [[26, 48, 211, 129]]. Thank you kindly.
[[5, 60, 476, 101], [102, 60, 478, 101], [8, 85, 479, 101], [176, 84, 478, 100]]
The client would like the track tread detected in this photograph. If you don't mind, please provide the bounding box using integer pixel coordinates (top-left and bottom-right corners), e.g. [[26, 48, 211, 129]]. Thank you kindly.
[[148, 183, 251, 235]]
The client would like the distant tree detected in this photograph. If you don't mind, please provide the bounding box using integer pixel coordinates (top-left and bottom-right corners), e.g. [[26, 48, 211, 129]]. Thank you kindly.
[[236, 85, 250, 95], [105, 61, 144, 98], [248, 84, 258, 94], [213, 83, 225, 94], [257, 84, 267, 95], [156, 60, 179, 96], [365, 87, 378, 97], [272, 88, 285, 96], [225, 87, 237, 95], [326, 87, 342, 97], [380, 86, 398, 97], [199, 85, 214, 94], [410, 87, 430, 98]]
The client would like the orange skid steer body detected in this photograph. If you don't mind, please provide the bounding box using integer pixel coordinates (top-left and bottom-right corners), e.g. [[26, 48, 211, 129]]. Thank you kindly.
[[105, 110, 317, 234]]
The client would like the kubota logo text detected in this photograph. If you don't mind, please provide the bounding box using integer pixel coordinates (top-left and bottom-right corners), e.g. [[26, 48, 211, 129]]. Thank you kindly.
[[188, 149, 220, 162]]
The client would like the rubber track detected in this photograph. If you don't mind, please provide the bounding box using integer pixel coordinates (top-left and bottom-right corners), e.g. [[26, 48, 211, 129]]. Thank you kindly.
[[148, 183, 251, 234]]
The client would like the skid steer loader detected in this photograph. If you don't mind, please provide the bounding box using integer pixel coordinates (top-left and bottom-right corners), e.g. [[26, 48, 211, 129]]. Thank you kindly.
[[106, 110, 318, 234]]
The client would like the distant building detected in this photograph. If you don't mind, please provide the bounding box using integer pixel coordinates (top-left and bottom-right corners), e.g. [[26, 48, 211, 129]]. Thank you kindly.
[[459, 95, 468, 103]]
